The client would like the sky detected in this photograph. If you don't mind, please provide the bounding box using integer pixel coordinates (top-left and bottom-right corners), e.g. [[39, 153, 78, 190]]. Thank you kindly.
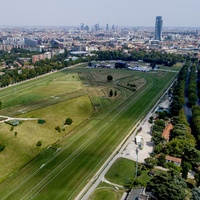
[[0, 0, 200, 27]]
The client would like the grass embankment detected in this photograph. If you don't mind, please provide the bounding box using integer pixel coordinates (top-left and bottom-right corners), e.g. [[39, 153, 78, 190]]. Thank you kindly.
[[0, 68, 178, 200]]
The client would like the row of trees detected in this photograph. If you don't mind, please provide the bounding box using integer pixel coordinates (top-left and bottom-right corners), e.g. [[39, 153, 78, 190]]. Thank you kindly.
[[170, 61, 189, 116], [137, 59, 200, 200], [188, 63, 198, 106], [94, 50, 185, 67], [192, 106, 200, 147], [0, 65, 53, 87]]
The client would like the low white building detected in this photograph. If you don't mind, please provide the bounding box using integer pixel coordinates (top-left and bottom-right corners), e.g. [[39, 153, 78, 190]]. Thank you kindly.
[[135, 135, 142, 145]]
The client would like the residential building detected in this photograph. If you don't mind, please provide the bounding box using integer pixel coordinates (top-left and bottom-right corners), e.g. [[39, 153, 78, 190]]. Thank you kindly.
[[126, 187, 149, 200], [44, 52, 52, 59], [166, 155, 182, 166]]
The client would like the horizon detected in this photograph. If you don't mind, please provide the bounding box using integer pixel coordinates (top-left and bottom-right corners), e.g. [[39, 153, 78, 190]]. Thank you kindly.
[[0, 0, 199, 27], [0, 25, 200, 29]]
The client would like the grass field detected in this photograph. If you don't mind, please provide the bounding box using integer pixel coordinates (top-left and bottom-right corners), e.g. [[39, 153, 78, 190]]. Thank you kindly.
[[0, 95, 94, 182], [105, 158, 151, 186], [89, 187, 121, 200], [0, 73, 82, 110], [0, 66, 179, 200]]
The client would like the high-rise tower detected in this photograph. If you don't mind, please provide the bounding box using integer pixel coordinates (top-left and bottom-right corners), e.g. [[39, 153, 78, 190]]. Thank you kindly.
[[155, 16, 163, 41]]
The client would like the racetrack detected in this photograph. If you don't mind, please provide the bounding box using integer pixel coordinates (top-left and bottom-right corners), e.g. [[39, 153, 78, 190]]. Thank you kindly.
[[0, 70, 177, 200]]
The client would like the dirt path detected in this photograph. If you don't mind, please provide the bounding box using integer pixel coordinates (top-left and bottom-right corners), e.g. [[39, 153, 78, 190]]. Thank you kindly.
[[0, 115, 38, 123]]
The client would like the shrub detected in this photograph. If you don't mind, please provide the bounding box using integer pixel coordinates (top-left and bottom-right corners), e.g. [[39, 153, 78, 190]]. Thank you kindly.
[[107, 75, 113, 81], [55, 126, 61, 132], [0, 144, 5, 152], [38, 119, 46, 124], [36, 141, 42, 146]]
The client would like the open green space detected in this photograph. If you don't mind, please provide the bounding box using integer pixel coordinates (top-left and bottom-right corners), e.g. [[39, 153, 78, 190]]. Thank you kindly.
[[0, 73, 82, 110], [105, 158, 151, 186], [88, 187, 121, 200], [0, 66, 179, 200], [0, 95, 94, 182]]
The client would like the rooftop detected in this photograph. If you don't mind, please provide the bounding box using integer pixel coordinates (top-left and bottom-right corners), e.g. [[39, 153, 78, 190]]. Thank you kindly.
[[166, 155, 182, 163], [162, 123, 173, 140]]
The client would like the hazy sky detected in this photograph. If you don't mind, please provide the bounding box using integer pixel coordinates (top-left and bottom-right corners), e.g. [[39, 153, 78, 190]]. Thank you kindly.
[[0, 0, 200, 27]]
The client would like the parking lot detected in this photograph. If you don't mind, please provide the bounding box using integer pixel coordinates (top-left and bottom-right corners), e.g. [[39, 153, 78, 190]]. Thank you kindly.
[[121, 117, 154, 163]]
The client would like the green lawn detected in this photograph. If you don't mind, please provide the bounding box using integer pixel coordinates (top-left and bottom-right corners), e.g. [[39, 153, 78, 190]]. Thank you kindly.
[[105, 158, 151, 186], [89, 187, 121, 200], [0, 95, 94, 182], [0, 73, 82, 110], [0, 68, 179, 200]]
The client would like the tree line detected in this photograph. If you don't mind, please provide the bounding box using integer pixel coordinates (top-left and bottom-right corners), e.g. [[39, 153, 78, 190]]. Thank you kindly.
[[0, 49, 186, 88], [94, 50, 185, 67]]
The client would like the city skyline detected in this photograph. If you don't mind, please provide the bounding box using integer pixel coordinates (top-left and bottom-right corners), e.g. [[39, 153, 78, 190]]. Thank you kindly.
[[0, 0, 200, 27]]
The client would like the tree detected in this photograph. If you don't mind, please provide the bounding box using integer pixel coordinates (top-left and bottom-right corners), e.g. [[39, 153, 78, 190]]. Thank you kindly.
[[0, 100, 1, 109], [0, 144, 5, 152], [164, 138, 194, 158], [153, 143, 163, 154], [55, 126, 61, 132], [109, 89, 113, 97], [181, 161, 192, 179], [88, 61, 92, 67], [150, 63, 156, 70], [183, 147, 200, 166], [148, 116, 154, 124], [144, 157, 157, 169], [107, 75, 113, 82], [154, 119, 165, 128], [189, 93, 198, 106], [149, 170, 187, 200], [157, 153, 166, 167], [151, 131, 165, 146], [191, 188, 200, 200], [124, 178, 144, 190], [158, 111, 167, 119], [194, 170, 200, 187], [36, 140, 42, 146], [65, 118, 73, 125]]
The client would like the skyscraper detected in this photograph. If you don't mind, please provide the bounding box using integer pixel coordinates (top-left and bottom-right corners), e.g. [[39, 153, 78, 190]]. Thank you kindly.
[[155, 16, 163, 41], [106, 24, 109, 32]]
